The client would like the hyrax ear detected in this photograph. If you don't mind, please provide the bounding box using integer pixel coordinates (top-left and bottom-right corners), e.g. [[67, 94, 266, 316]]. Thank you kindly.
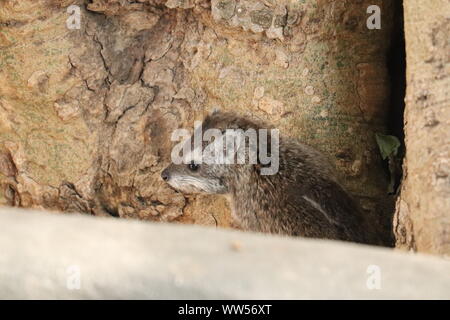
[[201, 108, 221, 132], [204, 107, 221, 123], [210, 107, 221, 115]]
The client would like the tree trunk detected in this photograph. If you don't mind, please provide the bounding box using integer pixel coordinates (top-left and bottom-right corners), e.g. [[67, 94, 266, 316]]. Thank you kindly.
[[0, 0, 394, 243], [394, 0, 450, 256]]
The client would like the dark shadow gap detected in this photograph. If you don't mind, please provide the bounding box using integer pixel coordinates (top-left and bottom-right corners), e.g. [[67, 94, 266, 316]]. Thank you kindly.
[[385, 0, 406, 197], [387, 1, 406, 150]]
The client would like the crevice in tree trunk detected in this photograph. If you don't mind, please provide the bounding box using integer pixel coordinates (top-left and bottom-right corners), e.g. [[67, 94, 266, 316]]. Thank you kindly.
[[387, 1, 406, 148], [379, 0, 407, 247]]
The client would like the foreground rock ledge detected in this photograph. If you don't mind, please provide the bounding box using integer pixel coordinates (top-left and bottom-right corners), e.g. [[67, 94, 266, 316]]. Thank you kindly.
[[0, 208, 449, 299]]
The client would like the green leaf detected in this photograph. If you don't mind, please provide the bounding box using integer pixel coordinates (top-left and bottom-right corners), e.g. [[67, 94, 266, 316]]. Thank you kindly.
[[375, 133, 401, 160]]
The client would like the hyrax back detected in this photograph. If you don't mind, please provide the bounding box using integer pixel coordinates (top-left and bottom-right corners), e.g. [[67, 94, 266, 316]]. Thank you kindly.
[[162, 111, 376, 245]]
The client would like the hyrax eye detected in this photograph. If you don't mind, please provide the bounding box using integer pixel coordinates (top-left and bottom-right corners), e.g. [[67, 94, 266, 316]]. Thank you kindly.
[[188, 161, 200, 171], [188, 163, 200, 171]]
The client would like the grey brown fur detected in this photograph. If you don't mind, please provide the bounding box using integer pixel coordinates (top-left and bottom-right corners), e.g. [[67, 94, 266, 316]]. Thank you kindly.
[[162, 111, 377, 245]]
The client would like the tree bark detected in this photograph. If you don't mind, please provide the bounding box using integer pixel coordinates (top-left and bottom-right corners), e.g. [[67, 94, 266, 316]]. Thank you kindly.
[[394, 0, 450, 256], [0, 0, 394, 243]]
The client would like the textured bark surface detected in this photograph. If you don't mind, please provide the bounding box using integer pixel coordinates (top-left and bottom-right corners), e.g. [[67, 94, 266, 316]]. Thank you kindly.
[[394, 0, 450, 255], [0, 1, 394, 241]]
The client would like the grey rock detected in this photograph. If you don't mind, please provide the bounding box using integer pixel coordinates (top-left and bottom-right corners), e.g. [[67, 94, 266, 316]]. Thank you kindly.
[[0, 208, 449, 299]]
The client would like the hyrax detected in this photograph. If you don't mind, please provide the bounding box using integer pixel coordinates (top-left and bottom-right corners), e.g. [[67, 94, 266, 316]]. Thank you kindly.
[[162, 111, 376, 244]]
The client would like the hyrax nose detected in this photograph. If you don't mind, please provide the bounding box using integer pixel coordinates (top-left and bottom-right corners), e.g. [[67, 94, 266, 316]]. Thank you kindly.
[[161, 169, 170, 181]]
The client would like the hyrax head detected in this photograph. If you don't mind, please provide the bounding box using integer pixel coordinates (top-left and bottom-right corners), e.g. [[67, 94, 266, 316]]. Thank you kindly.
[[161, 111, 279, 195]]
